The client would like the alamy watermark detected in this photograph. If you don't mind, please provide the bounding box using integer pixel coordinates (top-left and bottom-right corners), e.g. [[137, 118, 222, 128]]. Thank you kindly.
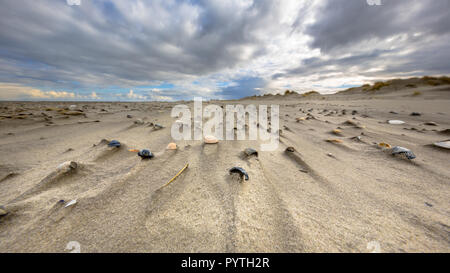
[[171, 97, 279, 151], [66, 0, 81, 6], [367, 0, 382, 6]]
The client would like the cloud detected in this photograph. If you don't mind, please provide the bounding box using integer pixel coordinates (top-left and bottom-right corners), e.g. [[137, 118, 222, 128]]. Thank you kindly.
[[0, 83, 76, 100], [270, 0, 450, 93], [305, 0, 450, 53], [0, 82, 102, 100], [126, 89, 146, 100], [67, 0, 81, 6], [0, 0, 287, 87], [0, 0, 449, 100]]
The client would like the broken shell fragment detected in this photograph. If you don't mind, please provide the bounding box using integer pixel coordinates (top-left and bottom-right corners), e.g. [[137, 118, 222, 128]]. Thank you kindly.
[[166, 143, 177, 150], [326, 139, 343, 144], [204, 135, 219, 144], [134, 119, 144, 125], [108, 140, 121, 148], [244, 148, 258, 157], [424, 121, 438, 126], [138, 149, 154, 159], [296, 117, 306, 122], [388, 120, 405, 125], [153, 124, 164, 130], [64, 199, 77, 208], [378, 142, 392, 149], [0, 205, 7, 216], [332, 129, 342, 135], [229, 167, 249, 181], [342, 120, 365, 129], [285, 147, 296, 153], [57, 161, 78, 172], [433, 140, 450, 150], [391, 146, 416, 160]]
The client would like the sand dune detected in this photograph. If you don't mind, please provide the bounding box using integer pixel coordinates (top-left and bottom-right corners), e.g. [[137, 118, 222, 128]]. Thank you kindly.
[[0, 78, 449, 252]]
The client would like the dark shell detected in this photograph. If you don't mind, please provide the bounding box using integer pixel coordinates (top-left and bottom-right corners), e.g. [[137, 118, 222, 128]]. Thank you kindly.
[[244, 148, 258, 157], [138, 149, 154, 159], [108, 140, 121, 147], [391, 146, 416, 160], [285, 147, 295, 153], [229, 167, 249, 180]]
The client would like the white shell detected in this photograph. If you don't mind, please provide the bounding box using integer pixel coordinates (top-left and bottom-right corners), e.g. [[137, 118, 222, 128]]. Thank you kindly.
[[204, 135, 219, 144], [388, 120, 405, 125], [434, 140, 450, 150], [65, 199, 77, 208], [57, 161, 77, 171]]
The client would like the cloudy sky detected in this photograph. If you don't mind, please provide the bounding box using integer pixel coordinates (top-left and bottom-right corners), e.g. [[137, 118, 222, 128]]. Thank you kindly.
[[0, 0, 449, 101]]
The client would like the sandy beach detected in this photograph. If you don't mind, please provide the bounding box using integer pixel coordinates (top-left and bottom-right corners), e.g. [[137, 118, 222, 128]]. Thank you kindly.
[[0, 78, 449, 253]]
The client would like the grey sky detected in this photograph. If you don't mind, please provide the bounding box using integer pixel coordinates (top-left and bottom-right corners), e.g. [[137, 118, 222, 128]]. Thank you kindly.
[[0, 0, 449, 100]]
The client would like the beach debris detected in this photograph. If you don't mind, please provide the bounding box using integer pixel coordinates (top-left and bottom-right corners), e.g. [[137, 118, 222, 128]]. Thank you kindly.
[[410, 112, 421, 116], [134, 119, 144, 125], [243, 148, 258, 157], [63, 111, 85, 116], [0, 205, 7, 216], [433, 140, 450, 150], [352, 110, 358, 115], [229, 167, 249, 181], [166, 142, 177, 150], [68, 105, 78, 111], [388, 120, 405, 125], [389, 111, 399, 114], [378, 142, 392, 149], [332, 129, 342, 135], [127, 114, 133, 118], [326, 139, 344, 144], [351, 135, 362, 142], [138, 149, 154, 159], [296, 117, 306, 122], [342, 120, 364, 128], [108, 140, 121, 148], [64, 199, 77, 208], [163, 163, 189, 188], [56, 161, 78, 172], [391, 146, 416, 160], [204, 135, 219, 144], [285, 147, 295, 153], [153, 123, 164, 130], [425, 202, 433, 207], [424, 121, 438, 126]]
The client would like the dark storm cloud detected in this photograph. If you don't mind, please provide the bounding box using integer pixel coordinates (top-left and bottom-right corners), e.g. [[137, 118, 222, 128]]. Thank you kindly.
[[277, 0, 450, 81], [305, 0, 450, 53], [0, 0, 279, 89]]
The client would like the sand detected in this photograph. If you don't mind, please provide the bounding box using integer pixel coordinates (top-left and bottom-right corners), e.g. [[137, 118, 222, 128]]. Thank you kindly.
[[0, 78, 449, 252]]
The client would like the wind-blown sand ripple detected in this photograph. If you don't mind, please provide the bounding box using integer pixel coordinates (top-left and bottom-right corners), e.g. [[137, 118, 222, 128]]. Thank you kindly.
[[0, 81, 449, 252]]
